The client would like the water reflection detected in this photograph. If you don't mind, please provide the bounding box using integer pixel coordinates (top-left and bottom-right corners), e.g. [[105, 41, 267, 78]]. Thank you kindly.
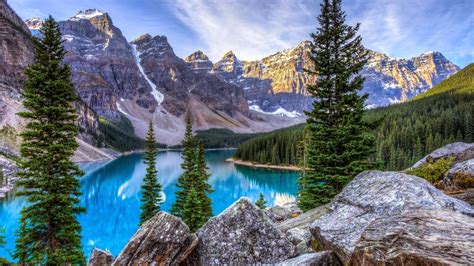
[[0, 150, 298, 260]]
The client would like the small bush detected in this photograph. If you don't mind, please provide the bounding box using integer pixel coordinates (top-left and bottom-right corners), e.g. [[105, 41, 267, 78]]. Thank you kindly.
[[407, 156, 455, 183], [453, 172, 474, 189]]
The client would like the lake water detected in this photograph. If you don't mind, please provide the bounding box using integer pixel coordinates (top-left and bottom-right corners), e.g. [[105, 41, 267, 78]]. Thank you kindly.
[[0, 150, 299, 260]]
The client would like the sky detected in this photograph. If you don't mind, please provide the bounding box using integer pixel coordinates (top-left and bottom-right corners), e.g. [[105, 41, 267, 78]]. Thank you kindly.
[[9, 0, 474, 67]]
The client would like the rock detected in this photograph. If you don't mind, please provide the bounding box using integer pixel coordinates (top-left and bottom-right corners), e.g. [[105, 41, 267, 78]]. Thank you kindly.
[[441, 158, 474, 192], [351, 208, 474, 265], [192, 197, 298, 265], [113, 212, 198, 266], [286, 228, 313, 254], [278, 204, 330, 233], [309, 171, 474, 264], [450, 188, 474, 205], [277, 251, 341, 266], [267, 205, 293, 222], [412, 142, 474, 168], [88, 248, 113, 266], [281, 201, 302, 216]]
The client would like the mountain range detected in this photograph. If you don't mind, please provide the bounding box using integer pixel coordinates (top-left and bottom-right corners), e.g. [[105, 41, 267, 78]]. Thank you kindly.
[[0, 4, 460, 158]]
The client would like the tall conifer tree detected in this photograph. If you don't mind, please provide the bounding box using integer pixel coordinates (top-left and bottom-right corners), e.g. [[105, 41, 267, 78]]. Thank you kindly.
[[139, 121, 163, 225], [13, 16, 85, 264], [298, 0, 377, 211], [171, 116, 196, 217], [194, 141, 213, 220]]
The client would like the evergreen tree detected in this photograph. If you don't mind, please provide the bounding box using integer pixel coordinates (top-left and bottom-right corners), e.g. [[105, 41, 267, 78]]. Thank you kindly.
[[195, 141, 213, 220], [171, 116, 196, 217], [298, 0, 378, 211], [13, 16, 85, 264], [181, 188, 204, 232], [255, 193, 267, 209], [139, 121, 163, 225], [171, 117, 213, 230], [0, 227, 5, 247]]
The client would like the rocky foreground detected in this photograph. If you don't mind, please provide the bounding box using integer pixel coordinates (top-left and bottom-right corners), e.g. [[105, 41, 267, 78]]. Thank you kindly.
[[87, 143, 474, 266]]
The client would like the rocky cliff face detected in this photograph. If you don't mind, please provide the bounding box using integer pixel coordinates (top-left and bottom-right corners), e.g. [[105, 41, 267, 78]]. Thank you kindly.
[[0, 1, 34, 148], [203, 42, 459, 113], [59, 9, 157, 122]]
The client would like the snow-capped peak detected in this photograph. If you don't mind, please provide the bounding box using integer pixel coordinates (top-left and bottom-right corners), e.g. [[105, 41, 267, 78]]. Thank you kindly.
[[25, 17, 43, 30], [70, 9, 105, 21]]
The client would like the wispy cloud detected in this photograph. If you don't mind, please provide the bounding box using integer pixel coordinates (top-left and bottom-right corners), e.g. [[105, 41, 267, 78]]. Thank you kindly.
[[168, 0, 473, 66], [167, 0, 316, 61]]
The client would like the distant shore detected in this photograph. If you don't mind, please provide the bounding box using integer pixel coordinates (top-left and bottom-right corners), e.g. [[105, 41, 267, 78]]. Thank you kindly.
[[226, 158, 300, 171]]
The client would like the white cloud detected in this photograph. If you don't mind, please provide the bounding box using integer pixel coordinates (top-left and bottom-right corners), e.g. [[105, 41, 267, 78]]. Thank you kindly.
[[167, 0, 315, 62]]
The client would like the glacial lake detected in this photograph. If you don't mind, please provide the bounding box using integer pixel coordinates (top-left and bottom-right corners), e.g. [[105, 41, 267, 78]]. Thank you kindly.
[[0, 150, 299, 260]]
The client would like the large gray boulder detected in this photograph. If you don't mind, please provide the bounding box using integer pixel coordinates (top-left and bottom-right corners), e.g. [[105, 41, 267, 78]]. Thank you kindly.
[[309, 171, 474, 264], [277, 251, 341, 266], [351, 208, 474, 265], [441, 158, 474, 192], [113, 212, 198, 266], [192, 197, 298, 265], [88, 248, 113, 266], [412, 142, 474, 168], [286, 227, 313, 254]]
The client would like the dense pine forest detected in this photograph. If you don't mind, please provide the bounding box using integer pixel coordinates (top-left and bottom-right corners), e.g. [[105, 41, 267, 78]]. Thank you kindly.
[[235, 63, 474, 170]]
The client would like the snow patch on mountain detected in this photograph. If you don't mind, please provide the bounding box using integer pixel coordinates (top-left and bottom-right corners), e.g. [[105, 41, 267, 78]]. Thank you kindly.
[[70, 9, 105, 21], [131, 44, 164, 105], [249, 105, 302, 118]]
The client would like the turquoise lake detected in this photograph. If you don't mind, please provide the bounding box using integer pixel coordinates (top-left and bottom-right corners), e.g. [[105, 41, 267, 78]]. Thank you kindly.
[[0, 150, 299, 260]]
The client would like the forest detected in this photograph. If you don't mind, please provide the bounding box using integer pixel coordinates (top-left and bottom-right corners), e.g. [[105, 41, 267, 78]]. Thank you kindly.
[[235, 64, 474, 170]]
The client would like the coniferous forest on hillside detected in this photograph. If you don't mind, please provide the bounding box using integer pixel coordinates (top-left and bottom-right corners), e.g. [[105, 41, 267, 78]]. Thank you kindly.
[[235, 64, 474, 170]]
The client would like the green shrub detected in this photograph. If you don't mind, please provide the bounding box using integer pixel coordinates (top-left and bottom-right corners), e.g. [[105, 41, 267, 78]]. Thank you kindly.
[[407, 156, 455, 183]]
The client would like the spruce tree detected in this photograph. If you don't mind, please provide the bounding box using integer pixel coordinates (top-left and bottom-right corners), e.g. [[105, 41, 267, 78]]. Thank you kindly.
[[195, 141, 213, 220], [298, 0, 378, 211], [255, 193, 267, 209], [13, 16, 85, 264], [139, 121, 163, 225], [181, 188, 203, 232], [171, 116, 196, 217], [172, 117, 213, 230]]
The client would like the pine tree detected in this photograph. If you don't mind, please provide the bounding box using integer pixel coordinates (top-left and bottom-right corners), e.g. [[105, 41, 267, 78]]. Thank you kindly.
[[139, 121, 163, 225], [13, 16, 85, 264], [181, 188, 204, 232], [298, 0, 378, 211], [171, 117, 213, 230], [255, 193, 267, 209], [171, 116, 196, 217], [195, 141, 213, 220]]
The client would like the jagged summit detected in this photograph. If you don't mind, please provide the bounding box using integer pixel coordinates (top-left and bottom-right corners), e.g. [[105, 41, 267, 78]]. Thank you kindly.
[[25, 17, 43, 30], [185, 50, 213, 73], [185, 50, 210, 62], [70, 9, 106, 21]]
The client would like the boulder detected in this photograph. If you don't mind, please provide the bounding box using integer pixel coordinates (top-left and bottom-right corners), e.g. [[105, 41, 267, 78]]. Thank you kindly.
[[309, 171, 474, 264], [113, 212, 198, 266], [267, 205, 293, 222], [412, 142, 474, 168], [281, 201, 303, 216], [192, 197, 298, 265], [451, 188, 474, 205], [441, 158, 474, 191], [351, 208, 474, 265], [278, 204, 329, 232], [277, 251, 341, 266], [88, 248, 113, 266], [286, 228, 313, 254]]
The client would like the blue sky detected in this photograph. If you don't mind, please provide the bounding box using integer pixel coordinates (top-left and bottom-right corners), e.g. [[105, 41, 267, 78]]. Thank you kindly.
[[10, 0, 473, 67]]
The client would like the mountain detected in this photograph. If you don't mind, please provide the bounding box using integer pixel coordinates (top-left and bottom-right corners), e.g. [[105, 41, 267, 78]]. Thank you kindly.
[[190, 42, 459, 114], [26, 9, 300, 145], [234, 63, 473, 170]]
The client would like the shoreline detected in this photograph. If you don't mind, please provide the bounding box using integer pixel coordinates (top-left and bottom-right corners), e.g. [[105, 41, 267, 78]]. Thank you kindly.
[[226, 158, 300, 171]]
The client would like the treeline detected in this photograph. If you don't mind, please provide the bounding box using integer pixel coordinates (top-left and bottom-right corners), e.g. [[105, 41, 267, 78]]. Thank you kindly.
[[235, 64, 474, 170], [195, 128, 260, 149], [235, 124, 304, 165]]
